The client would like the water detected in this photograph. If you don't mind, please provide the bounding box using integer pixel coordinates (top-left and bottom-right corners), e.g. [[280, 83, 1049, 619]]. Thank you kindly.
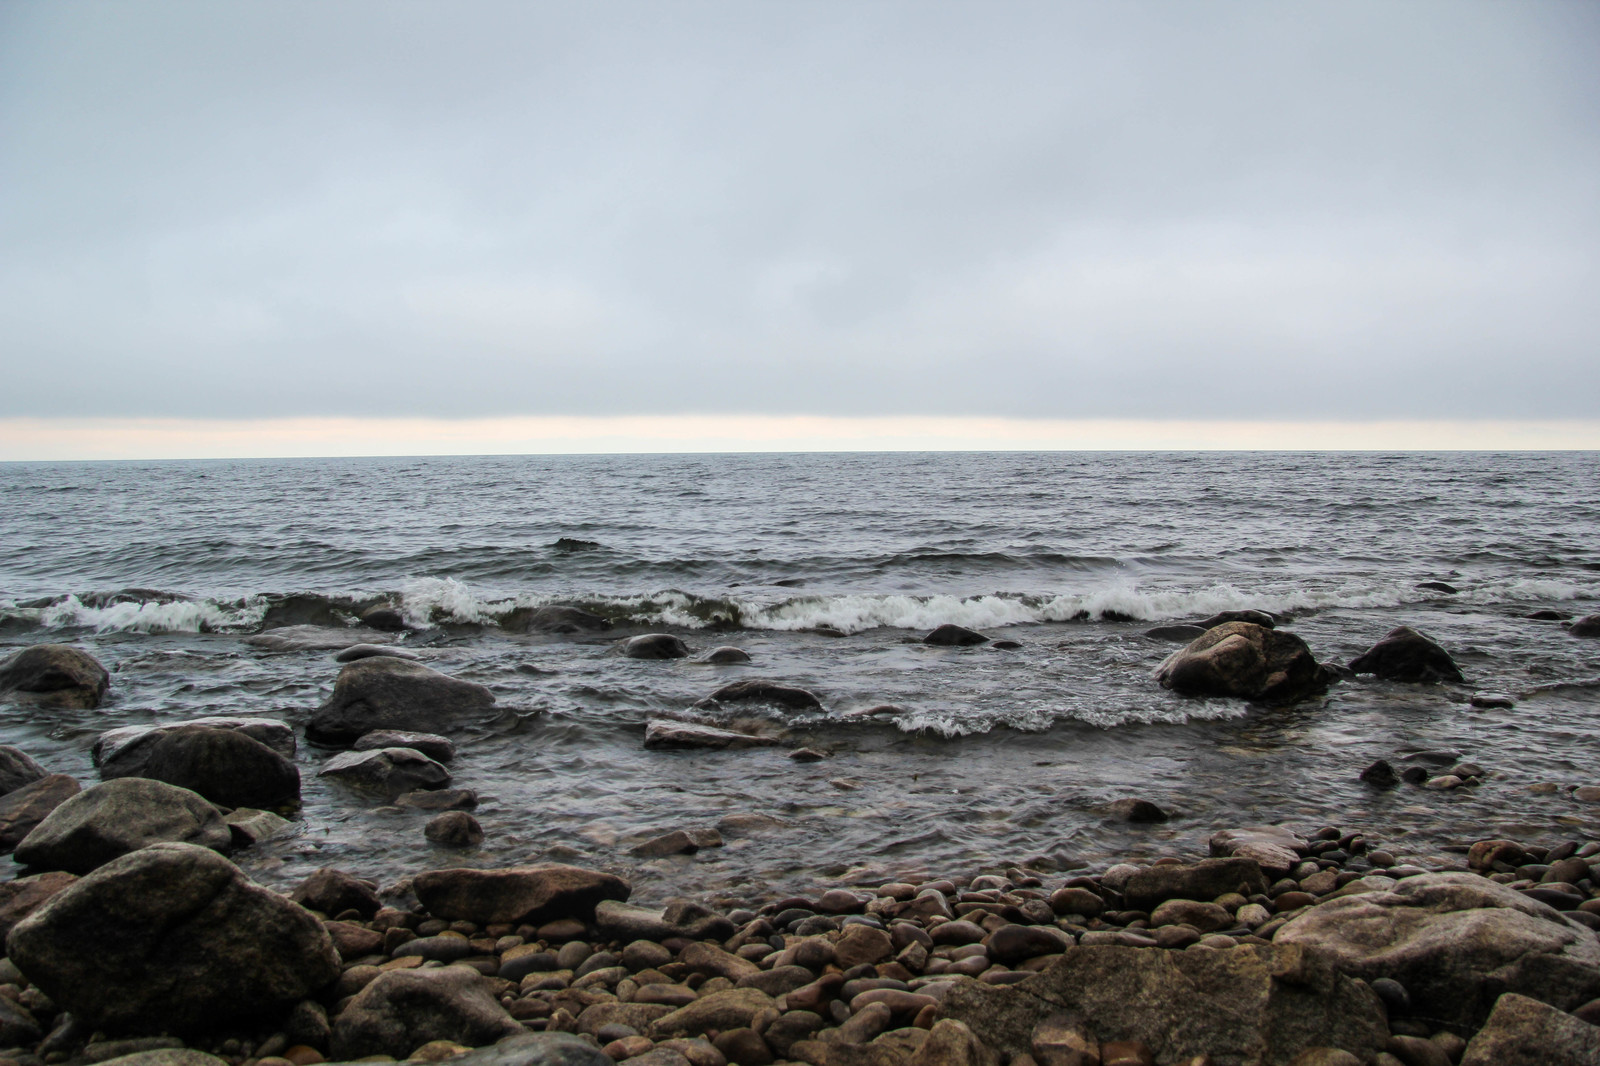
[[2, 451, 1598, 907]]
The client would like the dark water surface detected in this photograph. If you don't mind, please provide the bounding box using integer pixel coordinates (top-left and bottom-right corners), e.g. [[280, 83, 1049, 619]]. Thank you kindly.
[[2, 452, 1598, 905]]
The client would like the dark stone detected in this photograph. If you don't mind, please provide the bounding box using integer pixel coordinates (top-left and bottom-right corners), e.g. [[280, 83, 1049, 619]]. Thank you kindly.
[[992, 640, 1023, 650], [141, 726, 301, 810], [14, 778, 230, 875], [353, 729, 455, 763], [985, 925, 1071, 964], [304, 658, 496, 746], [1144, 625, 1208, 642], [0, 746, 48, 796], [94, 717, 297, 780], [1359, 760, 1400, 788], [0, 773, 81, 852], [704, 647, 752, 664], [1416, 581, 1459, 594], [289, 867, 382, 918], [643, 720, 782, 750], [1192, 610, 1279, 629], [0, 870, 77, 941], [328, 966, 522, 1059], [621, 634, 691, 660], [0, 644, 110, 708], [0, 996, 40, 1048], [259, 594, 352, 630], [397, 787, 480, 810], [1154, 622, 1329, 704], [447, 1033, 614, 1066], [924, 625, 989, 647], [317, 747, 450, 797], [501, 605, 612, 634], [1528, 609, 1572, 621], [425, 811, 484, 847], [1370, 977, 1410, 1015], [413, 864, 631, 925], [708, 680, 824, 711], [1569, 615, 1600, 638], [1348, 626, 1464, 683], [359, 605, 410, 632], [1108, 799, 1168, 823], [1400, 765, 1430, 784], [1460, 992, 1600, 1065], [1122, 858, 1269, 910], [6, 842, 339, 1035], [334, 643, 419, 663]]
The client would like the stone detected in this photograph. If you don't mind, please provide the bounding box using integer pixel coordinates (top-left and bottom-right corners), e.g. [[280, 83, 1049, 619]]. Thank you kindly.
[[1107, 799, 1168, 823], [643, 720, 782, 750], [334, 643, 419, 662], [413, 864, 631, 924], [452, 1032, 614, 1066], [622, 634, 691, 659], [632, 830, 704, 857], [0, 644, 109, 708], [714, 1028, 773, 1066], [708, 680, 824, 711], [1348, 627, 1464, 683], [92, 1052, 227, 1066], [577, 1002, 674, 1036], [835, 924, 895, 968], [683, 942, 761, 981], [1194, 609, 1280, 630], [1210, 827, 1306, 877], [1459, 992, 1600, 1065], [907, 1019, 995, 1066], [13, 777, 229, 874], [226, 807, 291, 846], [290, 867, 382, 917], [938, 943, 1387, 1066], [398, 787, 480, 810], [1470, 692, 1515, 709], [765, 1011, 826, 1056], [6, 842, 338, 1034], [328, 967, 522, 1059], [0, 869, 77, 940], [924, 625, 990, 647], [94, 716, 298, 780], [318, 747, 450, 797], [425, 811, 484, 847], [1360, 760, 1400, 788], [0, 745, 48, 795], [1153, 622, 1329, 704], [986, 925, 1071, 964], [305, 658, 497, 745], [705, 647, 752, 664], [139, 726, 301, 809], [1274, 872, 1600, 1027], [1145, 624, 1209, 642], [0, 773, 81, 852], [651, 988, 776, 1037], [500, 605, 613, 634], [1151, 900, 1234, 934], [1286, 1052, 1362, 1066], [354, 730, 456, 763], [1122, 858, 1269, 910], [1568, 615, 1600, 638], [1049, 887, 1104, 918]]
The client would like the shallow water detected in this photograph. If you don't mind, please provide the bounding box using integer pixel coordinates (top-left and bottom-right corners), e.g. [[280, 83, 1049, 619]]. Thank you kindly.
[[2, 451, 1598, 905]]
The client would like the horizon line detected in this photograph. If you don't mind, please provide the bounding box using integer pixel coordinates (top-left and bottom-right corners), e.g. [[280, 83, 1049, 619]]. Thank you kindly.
[[2, 414, 1599, 461]]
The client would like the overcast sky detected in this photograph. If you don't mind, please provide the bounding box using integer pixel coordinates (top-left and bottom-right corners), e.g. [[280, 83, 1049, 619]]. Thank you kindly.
[[2, 1, 1596, 427]]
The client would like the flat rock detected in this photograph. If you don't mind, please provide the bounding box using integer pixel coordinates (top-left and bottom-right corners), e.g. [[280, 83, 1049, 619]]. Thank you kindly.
[[1122, 857, 1269, 911], [94, 717, 296, 779], [1210, 826, 1306, 877], [7, 842, 338, 1034], [14, 777, 230, 875], [708, 679, 824, 711], [651, 987, 776, 1038], [1154, 622, 1329, 704], [1349, 626, 1464, 683], [0, 773, 81, 853], [644, 720, 782, 750], [1460, 992, 1600, 1065], [924, 625, 989, 646], [334, 643, 420, 663], [1144, 624, 1208, 642], [397, 787, 479, 810], [305, 657, 496, 745], [413, 864, 631, 925], [0, 644, 110, 708], [329, 966, 522, 1059], [353, 729, 456, 763], [621, 634, 691, 660], [318, 747, 450, 797]]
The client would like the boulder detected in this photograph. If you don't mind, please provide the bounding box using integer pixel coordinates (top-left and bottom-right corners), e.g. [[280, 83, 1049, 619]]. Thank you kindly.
[[924, 625, 989, 647], [0, 773, 81, 852], [94, 717, 297, 779], [425, 812, 484, 847], [1568, 615, 1600, 638], [334, 643, 419, 663], [358, 605, 410, 632], [140, 726, 301, 810], [304, 658, 496, 745], [621, 634, 691, 660], [413, 865, 631, 925], [936, 943, 1387, 1066], [1121, 857, 1269, 910], [328, 966, 522, 1059], [0, 746, 47, 795], [501, 605, 612, 634], [1274, 872, 1600, 1027], [0, 644, 109, 708], [1193, 610, 1279, 629], [0, 870, 77, 940], [224, 807, 290, 847], [289, 867, 382, 918], [1460, 992, 1600, 1066], [353, 729, 456, 763], [14, 778, 230, 875], [644, 720, 782, 750], [704, 647, 752, 664], [6, 842, 339, 1034], [318, 747, 450, 797], [1210, 826, 1307, 877], [1153, 622, 1329, 704], [1348, 626, 1464, 683], [708, 680, 824, 711]]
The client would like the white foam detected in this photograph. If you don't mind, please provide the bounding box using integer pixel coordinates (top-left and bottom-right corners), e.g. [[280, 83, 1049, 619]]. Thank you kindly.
[[22, 594, 265, 634]]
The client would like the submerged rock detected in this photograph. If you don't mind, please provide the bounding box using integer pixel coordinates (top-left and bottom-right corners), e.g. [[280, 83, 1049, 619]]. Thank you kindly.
[[1359, 759, 1400, 788], [94, 716, 296, 779], [305, 657, 496, 745], [425, 811, 484, 847], [1144, 624, 1208, 643], [412, 864, 631, 925], [1348, 626, 1464, 683], [1154, 622, 1329, 704], [500, 605, 612, 634], [1192, 609, 1279, 629], [334, 643, 419, 663], [289, 866, 382, 918], [140, 726, 301, 810], [14, 777, 231, 874], [643, 720, 782, 750], [704, 646, 752, 664], [353, 729, 455, 763], [7, 842, 339, 1034], [358, 604, 410, 631], [708, 679, 824, 711], [620, 634, 691, 660], [318, 747, 450, 797], [0, 644, 109, 708], [923, 624, 990, 646], [1569, 614, 1600, 638]]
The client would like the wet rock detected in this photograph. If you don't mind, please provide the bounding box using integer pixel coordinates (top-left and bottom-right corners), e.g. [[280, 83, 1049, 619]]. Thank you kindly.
[[765, 1011, 826, 1056], [1153, 622, 1329, 704], [622, 634, 691, 660], [328, 967, 522, 1059], [14, 777, 230, 874], [7, 842, 338, 1034], [1107, 798, 1168, 823], [0, 997, 41, 1050], [501, 604, 613, 634], [924, 625, 989, 647], [1150, 899, 1233, 934], [1415, 581, 1458, 594], [94, 716, 297, 780], [225, 807, 291, 846], [0, 644, 110, 708], [0, 773, 81, 852], [334, 643, 418, 663], [0, 745, 48, 795], [705, 646, 752, 664], [644, 720, 782, 750], [317, 747, 450, 797], [1360, 760, 1400, 788], [0, 869, 77, 940], [358, 604, 410, 631], [353, 729, 455, 762], [1145, 624, 1208, 642], [425, 811, 484, 847], [1460, 992, 1600, 1065], [652, 988, 776, 1037], [1469, 692, 1515, 709], [593, 899, 729, 943], [1349, 626, 1464, 683], [708, 679, 824, 711], [908, 1019, 996, 1066], [289, 866, 382, 917], [413, 864, 631, 925], [939, 943, 1386, 1066], [1529, 608, 1573, 620], [1193, 609, 1280, 630], [1122, 858, 1269, 910], [304, 657, 496, 745], [140, 726, 301, 809], [1210, 826, 1306, 876], [398, 787, 479, 810], [714, 1028, 773, 1066], [986, 925, 1071, 964], [1274, 871, 1600, 1027], [1568, 615, 1600, 638], [1466, 838, 1529, 872], [632, 829, 712, 858]]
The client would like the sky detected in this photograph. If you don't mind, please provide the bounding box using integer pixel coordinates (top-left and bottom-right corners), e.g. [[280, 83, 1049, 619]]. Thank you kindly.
[[1, 1, 1597, 457]]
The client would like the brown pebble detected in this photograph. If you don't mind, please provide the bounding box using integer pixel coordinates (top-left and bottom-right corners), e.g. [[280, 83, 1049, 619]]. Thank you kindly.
[[603, 1036, 655, 1060], [1273, 892, 1316, 913], [1101, 1040, 1155, 1066], [282, 1049, 324, 1066]]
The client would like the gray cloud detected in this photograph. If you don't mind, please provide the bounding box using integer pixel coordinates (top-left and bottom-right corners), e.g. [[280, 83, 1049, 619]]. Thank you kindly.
[[2, 0, 1596, 419]]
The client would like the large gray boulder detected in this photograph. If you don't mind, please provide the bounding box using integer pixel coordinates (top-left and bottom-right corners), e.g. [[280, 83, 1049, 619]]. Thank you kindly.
[[0, 774, 81, 853], [6, 842, 339, 1034], [318, 747, 450, 797], [95, 717, 296, 779], [1274, 872, 1600, 1027], [305, 658, 496, 745], [937, 943, 1387, 1066], [0, 746, 48, 795], [140, 726, 300, 810], [0, 644, 109, 708], [14, 778, 230, 874], [413, 865, 631, 925], [1154, 622, 1329, 704], [1460, 993, 1600, 1066], [1348, 626, 1464, 683], [329, 966, 523, 1059]]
